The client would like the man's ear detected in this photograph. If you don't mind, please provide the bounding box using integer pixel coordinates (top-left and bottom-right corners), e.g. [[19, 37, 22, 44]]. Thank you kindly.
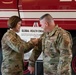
[[45, 22, 49, 26]]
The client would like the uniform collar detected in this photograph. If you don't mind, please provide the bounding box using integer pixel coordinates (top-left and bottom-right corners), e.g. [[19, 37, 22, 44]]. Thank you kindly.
[[48, 25, 59, 36], [7, 29, 17, 36]]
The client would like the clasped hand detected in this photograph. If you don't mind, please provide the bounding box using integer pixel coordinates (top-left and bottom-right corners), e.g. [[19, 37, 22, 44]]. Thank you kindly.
[[31, 38, 39, 45]]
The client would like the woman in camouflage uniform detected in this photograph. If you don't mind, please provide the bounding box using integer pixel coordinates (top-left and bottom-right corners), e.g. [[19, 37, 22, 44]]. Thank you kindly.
[[1, 16, 37, 75]]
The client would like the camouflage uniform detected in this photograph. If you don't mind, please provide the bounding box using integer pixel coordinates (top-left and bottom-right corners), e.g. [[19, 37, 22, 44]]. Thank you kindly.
[[1, 29, 35, 75], [29, 25, 73, 75]]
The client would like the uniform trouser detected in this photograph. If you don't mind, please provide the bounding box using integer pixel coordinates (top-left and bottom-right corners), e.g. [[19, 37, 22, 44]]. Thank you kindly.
[[44, 73, 71, 75], [44, 69, 57, 75], [44, 72, 72, 75], [2, 73, 23, 75], [44, 66, 72, 75], [1, 71, 23, 75], [44, 72, 57, 75], [1, 64, 23, 75]]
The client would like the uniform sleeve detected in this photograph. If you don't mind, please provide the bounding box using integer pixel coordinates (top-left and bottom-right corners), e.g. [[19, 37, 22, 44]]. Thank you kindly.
[[57, 32, 73, 74], [28, 38, 42, 67], [6, 34, 35, 53]]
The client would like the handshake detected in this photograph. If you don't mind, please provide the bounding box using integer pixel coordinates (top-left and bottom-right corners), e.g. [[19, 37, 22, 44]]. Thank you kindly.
[[30, 38, 39, 46]]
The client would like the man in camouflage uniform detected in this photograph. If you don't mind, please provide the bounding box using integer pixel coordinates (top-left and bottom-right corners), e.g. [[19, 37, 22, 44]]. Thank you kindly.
[[1, 16, 38, 75], [28, 13, 73, 75]]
